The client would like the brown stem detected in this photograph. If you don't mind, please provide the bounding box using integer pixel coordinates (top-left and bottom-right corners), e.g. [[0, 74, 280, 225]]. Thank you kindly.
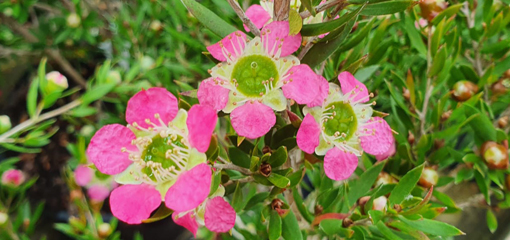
[[274, 0, 291, 21], [227, 0, 261, 36], [214, 163, 252, 175], [300, 0, 345, 19]]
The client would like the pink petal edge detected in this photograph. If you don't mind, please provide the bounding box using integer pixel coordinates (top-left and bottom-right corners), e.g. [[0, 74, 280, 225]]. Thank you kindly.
[[173, 212, 199, 237], [165, 163, 212, 212], [244, 5, 271, 31], [197, 78, 230, 111], [187, 104, 217, 153], [282, 65, 320, 105], [126, 87, 178, 128], [360, 117, 394, 156], [338, 71, 369, 103], [261, 21, 302, 57], [324, 148, 358, 181], [74, 165, 93, 186], [109, 184, 161, 224], [296, 114, 321, 154], [206, 31, 247, 62], [87, 184, 111, 202], [307, 75, 329, 107], [205, 197, 236, 233]]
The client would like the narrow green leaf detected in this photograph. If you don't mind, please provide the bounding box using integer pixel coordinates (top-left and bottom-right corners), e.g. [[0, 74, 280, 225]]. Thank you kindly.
[[431, 3, 463, 25], [282, 211, 303, 240], [301, 0, 316, 16], [338, 18, 377, 52], [269, 146, 288, 168], [229, 147, 251, 168], [269, 211, 282, 240], [428, 46, 447, 77], [142, 205, 173, 223], [292, 187, 314, 223], [389, 164, 424, 205], [268, 173, 290, 188], [319, 219, 354, 237], [27, 79, 39, 118], [301, 5, 365, 36], [486, 209, 498, 233], [245, 192, 270, 210], [81, 83, 116, 105], [404, 18, 427, 57], [180, 0, 237, 38], [232, 182, 245, 212], [348, 162, 385, 205], [376, 221, 403, 240], [369, 210, 384, 223], [397, 215, 465, 236], [360, 0, 417, 16], [464, 104, 496, 142]]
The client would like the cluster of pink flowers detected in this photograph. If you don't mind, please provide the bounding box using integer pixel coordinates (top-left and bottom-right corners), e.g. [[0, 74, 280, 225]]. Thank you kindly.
[[74, 164, 118, 202], [86, 88, 235, 235]]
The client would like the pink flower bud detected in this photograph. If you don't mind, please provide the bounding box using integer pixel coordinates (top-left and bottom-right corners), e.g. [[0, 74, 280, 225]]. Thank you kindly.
[[1, 169, 25, 187], [372, 196, 388, 211], [44, 71, 68, 94], [0, 115, 11, 134]]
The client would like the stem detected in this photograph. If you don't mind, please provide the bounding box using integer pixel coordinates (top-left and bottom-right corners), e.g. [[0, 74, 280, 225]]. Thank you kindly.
[[214, 163, 252, 175], [274, 0, 291, 21], [0, 100, 82, 143], [300, 0, 344, 19], [418, 25, 434, 136], [227, 0, 261, 37], [223, 176, 254, 186]]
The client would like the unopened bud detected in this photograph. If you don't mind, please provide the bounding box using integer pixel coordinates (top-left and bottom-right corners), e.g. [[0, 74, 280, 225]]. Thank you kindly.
[[0, 115, 11, 134], [150, 20, 163, 32], [97, 223, 112, 238], [419, 0, 448, 21], [375, 172, 396, 187], [402, 87, 410, 101], [69, 216, 86, 231], [434, 139, 445, 149], [441, 110, 452, 122], [70, 189, 84, 201], [259, 163, 272, 177], [271, 198, 284, 211], [491, 79, 509, 95], [66, 13, 81, 28], [23, 218, 30, 230], [1, 169, 25, 187], [452, 81, 478, 102], [481, 141, 509, 170], [3, 8, 13, 17], [408, 131, 415, 145], [342, 218, 353, 228], [505, 69, 510, 79], [314, 205, 323, 216], [140, 56, 155, 70], [498, 116, 509, 129], [357, 196, 370, 215], [393, 204, 402, 212], [106, 70, 122, 84], [373, 196, 388, 211], [262, 146, 272, 154], [79, 125, 95, 137], [418, 167, 439, 188], [0, 212, 8, 226], [44, 71, 68, 94]]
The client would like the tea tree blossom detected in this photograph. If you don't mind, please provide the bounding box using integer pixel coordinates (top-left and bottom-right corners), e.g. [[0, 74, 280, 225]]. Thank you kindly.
[[74, 164, 118, 202], [297, 72, 394, 181], [198, 22, 324, 138], [172, 186, 236, 237], [1, 169, 25, 187], [86, 87, 220, 224]]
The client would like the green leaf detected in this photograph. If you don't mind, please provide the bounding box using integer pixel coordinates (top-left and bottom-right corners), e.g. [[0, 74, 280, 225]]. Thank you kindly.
[[27, 78, 39, 118], [232, 182, 245, 212], [475, 170, 491, 205], [431, 3, 463, 25], [389, 164, 424, 205], [292, 187, 314, 223], [69, 106, 97, 117], [268, 173, 290, 188], [397, 215, 465, 236], [269, 210, 282, 240], [245, 192, 270, 210], [319, 219, 354, 237], [404, 18, 427, 57], [1, 143, 41, 153], [428, 46, 447, 77], [339, 18, 377, 52], [464, 104, 496, 142], [348, 162, 385, 205], [228, 147, 251, 168], [376, 221, 403, 240], [487, 209, 498, 233], [209, 170, 222, 196], [181, 0, 238, 38], [282, 211, 303, 240], [269, 146, 288, 168], [38, 57, 47, 94], [301, 5, 365, 36], [288, 10, 302, 36], [142, 205, 173, 223], [81, 83, 116, 105], [360, 0, 417, 16], [369, 210, 384, 223], [486, 12, 502, 38], [301, 0, 316, 16], [431, 19, 445, 57]]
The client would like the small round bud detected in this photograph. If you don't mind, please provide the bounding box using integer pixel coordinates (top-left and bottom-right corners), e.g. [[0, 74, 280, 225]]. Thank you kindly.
[[106, 70, 122, 84], [342, 218, 353, 228], [140, 56, 155, 70], [357, 196, 371, 215], [66, 13, 81, 28], [452, 81, 479, 102], [97, 223, 112, 238], [79, 125, 95, 138], [408, 131, 415, 145], [1, 169, 25, 187], [150, 20, 163, 32], [262, 146, 272, 154], [314, 205, 323, 216], [3, 8, 13, 17], [259, 163, 272, 177], [505, 69, 510, 79], [70, 189, 84, 201], [374, 172, 396, 187], [491, 79, 509, 95], [44, 71, 69, 94], [418, 167, 439, 188], [372, 196, 388, 211], [0, 115, 12, 134], [393, 204, 402, 212], [441, 110, 452, 122], [481, 141, 509, 170], [498, 116, 509, 129], [0, 212, 8, 226], [271, 198, 284, 210]]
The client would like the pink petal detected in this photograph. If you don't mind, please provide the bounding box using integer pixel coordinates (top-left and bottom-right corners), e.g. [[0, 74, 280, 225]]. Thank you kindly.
[[261, 21, 302, 57], [206, 31, 247, 62], [360, 117, 394, 156], [74, 165, 93, 186], [126, 87, 178, 128], [1, 169, 25, 186], [87, 124, 135, 175], [109, 184, 161, 224], [165, 163, 212, 212], [375, 139, 396, 161], [230, 101, 275, 139], [282, 65, 320, 104], [297, 114, 320, 154], [87, 184, 111, 201], [244, 5, 271, 31], [324, 148, 358, 181], [187, 104, 217, 153], [204, 197, 236, 233], [173, 212, 199, 237], [197, 78, 230, 111], [338, 71, 369, 103], [307, 75, 329, 107]]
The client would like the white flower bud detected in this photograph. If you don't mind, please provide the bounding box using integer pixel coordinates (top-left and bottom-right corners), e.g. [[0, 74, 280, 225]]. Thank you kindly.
[[0, 115, 11, 134], [0, 212, 8, 226], [44, 71, 68, 94], [106, 70, 122, 84], [140, 56, 155, 70], [66, 13, 81, 28], [97, 223, 112, 238]]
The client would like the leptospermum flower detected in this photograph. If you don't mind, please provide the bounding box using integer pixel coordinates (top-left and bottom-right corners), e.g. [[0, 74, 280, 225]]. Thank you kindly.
[[1, 169, 25, 187], [297, 72, 394, 181], [198, 22, 324, 139], [86, 87, 225, 225], [172, 186, 236, 237], [74, 164, 118, 202]]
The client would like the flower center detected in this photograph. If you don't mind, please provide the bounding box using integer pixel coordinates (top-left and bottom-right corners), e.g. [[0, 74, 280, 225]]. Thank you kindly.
[[322, 101, 358, 141], [231, 55, 279, 97], [140, 134, 189, 180]]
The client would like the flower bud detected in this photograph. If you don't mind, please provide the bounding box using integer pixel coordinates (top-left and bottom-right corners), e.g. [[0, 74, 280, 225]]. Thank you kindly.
[[419, 0, 448, 21], [0, 115, 12, 134], [97, 223, 112, 238], [452, 81, 479, 102], [3, 8, 13, 17], [418, 167, 438, 188], [259, 163, 272, 177], [505, 69, 510, 79], [314, 204, 323, 215], [372, 196, 388, 211], [402, 87, 410, 101], [106, 70, 122, 84], [342, 218, 353, 228], [79, 125, 95, 138], [0, 212, 8, 226], [43, 71, 68, 95], [374, 172, 396, 187], [66, 13, 81, 28], [1, 169, 25, 187], [491, 79, 509, 95], [150, 20, 163, 32], [441, 110, 452, 122], [408, 131, 415, 145], [481, 141, 509, 169], [140, 56, 155, 70], [498, 116, 508, 129]]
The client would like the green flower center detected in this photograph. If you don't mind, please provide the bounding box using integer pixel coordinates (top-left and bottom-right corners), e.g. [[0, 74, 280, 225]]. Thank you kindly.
[[141, 134, 188, 179], [323, 102, 358, 141], [231, 55, 279, 97]]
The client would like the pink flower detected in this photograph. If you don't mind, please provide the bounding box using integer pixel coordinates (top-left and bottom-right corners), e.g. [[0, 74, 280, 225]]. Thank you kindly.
[[296, 72, 394, 181], [199, 22, 325, 139], [74, 164, 118, 202], [86, 87, 218, 224], [1, 169, 25, 187], [172, 186, 236, 237]]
